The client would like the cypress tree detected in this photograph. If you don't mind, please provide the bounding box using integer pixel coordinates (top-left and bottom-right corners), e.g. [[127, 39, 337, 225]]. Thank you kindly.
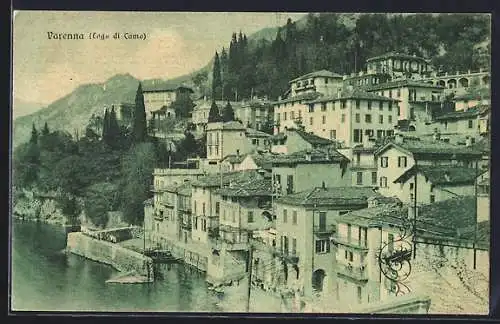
[[102, 108, 109, 142], [30, 123, 39, 145], [212, 52, 222, 101], [133, 83, 147, 143], [42, 122, 50, 137], [222, 101, 235, 122], [109, 106, 120, 138], [208, 101, 220, 123]]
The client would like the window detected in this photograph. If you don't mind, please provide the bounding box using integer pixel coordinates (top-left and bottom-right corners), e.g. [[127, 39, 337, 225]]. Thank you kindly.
[[276, 113, 280, 122], [365, 114, 372, 123], [287, 175, 294, 194], [283, 209, 288, 223], [409, 183, 414, 190], [325, 78, 329, 84], [194, 217, 198, 230], [322, 115, 326, 124], [379, 115, 384, 124], [341, 100, 346, 109], [292, 211, 297, 225], [215, 202, 220, 215], [371, 171, 377, 185], [248, 211, 254, 223], [356, 100, 360, 109], [367, 101, 372, 110], [321, 103, 327, 111], [344, 250, 348, 259], [380, 157, 388, 168], [356, 172, 363, 185], [290, 111, 295, 120], [309, 117, 314, 125], [315, 239, 330, 253], [430, 195, 435, 203], [193, 201, 197, 214], [341, 114, 346, 123], [355, 113, 360, 123], [389, 102, 393, 111], [348, 251, 353, 262], [468, 120, 474, 129], [202, 202, 206, 215], [388, 115, 393, 124], [357, 286, 362, 303], [398, 156, 407, 168], [380, 176, 388, 188], [330, 130, 337, 140], [284, 112, 287, 121], [353, 129, 363, 143], [309, 104, 315, 113], [252, 139, 258, 145], [397, 89, 401, 97], [222, 209, 226, 221], [379, 101, 383, 110], [298, 110, 302, 119], [389, 90, 392, 98], [202, 219, 207, 231]]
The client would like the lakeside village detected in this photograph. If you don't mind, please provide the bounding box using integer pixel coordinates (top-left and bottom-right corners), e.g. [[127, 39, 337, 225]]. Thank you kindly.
[[62, 52, 490, 313]]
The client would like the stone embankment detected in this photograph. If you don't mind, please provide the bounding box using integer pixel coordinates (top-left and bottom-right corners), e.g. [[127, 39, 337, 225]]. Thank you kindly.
[[66, 231, 154, 281]]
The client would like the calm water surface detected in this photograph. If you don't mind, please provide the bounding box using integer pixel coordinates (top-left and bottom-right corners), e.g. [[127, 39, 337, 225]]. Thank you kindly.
[[11, 220, 223, 312]]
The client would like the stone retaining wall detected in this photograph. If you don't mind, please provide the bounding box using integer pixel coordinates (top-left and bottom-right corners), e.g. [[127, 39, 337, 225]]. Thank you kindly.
[[66, 232, 154, 280]]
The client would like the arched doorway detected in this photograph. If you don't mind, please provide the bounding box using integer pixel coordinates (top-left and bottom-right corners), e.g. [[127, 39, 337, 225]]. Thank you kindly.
[[409, 125, 416, 132], [312, 269, 326, 292], [447, 79, 457, 89], [437, 80, 446, 87], [458, 78, 469, 88]]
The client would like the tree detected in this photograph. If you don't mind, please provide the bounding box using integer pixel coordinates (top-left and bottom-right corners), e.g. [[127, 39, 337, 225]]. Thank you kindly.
[[208, 101, 221, 123], [120, 143, 156, 225], [222, 101, 235, 122], [132, 83, 148, 143], [30, 123, 39, 145], [42, 122, 50, 137], [192, 71, 209, 97], [102, 109, 110, 142], [57, 193, 82, 226], [84, 182, 118, 228], [212, 52, 223, 101], [179, 131, 198, 158], [170, 92, 196, 118]]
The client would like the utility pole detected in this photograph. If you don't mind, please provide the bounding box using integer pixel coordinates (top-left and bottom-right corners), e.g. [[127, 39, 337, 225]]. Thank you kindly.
[[246, 244, 253, 312]]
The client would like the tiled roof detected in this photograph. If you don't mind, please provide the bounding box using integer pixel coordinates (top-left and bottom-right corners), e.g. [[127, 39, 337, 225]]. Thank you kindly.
[[306, 88, 399, 103], [273, 91, 323, 105], [434, 106, 489, 121], [164, 181, 192, 196], [222, 154, 246, 164], [352, 144, 378, 153], [366, 52, 429, 62], [289, 70, 343, 83], [364, 79, 444, 91], [275, 186, 381, 207], [191, 169, 270, 188], [245, 128, 271, 138], [453, 87, 491, 101], [215, 176, 272, 197], [374, 137, 483, 157], [206, 121, 246, 131], [341, 196, 488, 245], [295, 129, 334, 146], [247, 152, 276, 170], [271, 148, 349, 165], [393, 165, 482, 185]]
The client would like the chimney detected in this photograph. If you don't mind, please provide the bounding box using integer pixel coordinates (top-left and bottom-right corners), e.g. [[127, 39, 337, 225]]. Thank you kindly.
[[367, 197, 378, 208], [433, 129, 441, 141], [305, 149, 312, 161], [395, 133, 405, 144], [465, 136, 473, 147]]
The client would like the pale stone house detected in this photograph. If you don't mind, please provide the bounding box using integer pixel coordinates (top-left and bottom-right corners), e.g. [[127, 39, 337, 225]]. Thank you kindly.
[[271, 148, 351, 196], [270, 127, 336, 154], [365, 52, 433, 81], [142, 83, 194, 118], [433, 105, 490, 137], [374, 134, 483, 201], [392, 165, 480, 205], [273, 185, 384, 298]]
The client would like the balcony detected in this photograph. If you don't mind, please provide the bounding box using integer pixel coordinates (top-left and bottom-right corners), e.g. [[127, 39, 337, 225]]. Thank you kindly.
[[178, 205, 192, 213], [213, 237, 249, 251], [313, 224, 336, 236], [337, 262, 369, 282], [273, 249, 300, 264], [331, 235, 369, 251]]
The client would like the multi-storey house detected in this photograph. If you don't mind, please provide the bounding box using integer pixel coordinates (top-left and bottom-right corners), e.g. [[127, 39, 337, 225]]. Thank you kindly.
[[374, 134, 483, 201], [142, 82, 194, 118], [365, 52, 433, 80], [433, 105, 490, 138], [270, 127, 335, 154], [274, 185, 384, 297], [304, 88, 399, 148], [235, 98, 273, 131]]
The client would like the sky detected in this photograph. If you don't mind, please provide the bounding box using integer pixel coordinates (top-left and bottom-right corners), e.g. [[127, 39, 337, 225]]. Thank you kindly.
[[12, 11, 307, 105]]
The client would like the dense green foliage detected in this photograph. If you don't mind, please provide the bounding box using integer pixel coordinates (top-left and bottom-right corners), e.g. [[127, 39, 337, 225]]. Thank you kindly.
[[209, 13, 490, 101], [208, 101, 221, 122], [221, 101, 235, 122], [132, 83, 148, 143]]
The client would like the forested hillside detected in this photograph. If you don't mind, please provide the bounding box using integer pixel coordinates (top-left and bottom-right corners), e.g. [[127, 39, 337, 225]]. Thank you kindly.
[[209, 13, 490, 101]]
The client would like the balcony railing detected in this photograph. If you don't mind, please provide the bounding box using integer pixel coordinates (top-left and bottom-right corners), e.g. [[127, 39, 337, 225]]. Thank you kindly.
[[337, 262, 369, 281], [313, 224, 336, 236], [332, 234, 369, 250]]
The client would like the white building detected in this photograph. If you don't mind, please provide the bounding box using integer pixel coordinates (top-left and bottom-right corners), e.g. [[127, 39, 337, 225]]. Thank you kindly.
[[374, 134, 483, 201], [365, 52, 433, 80], [270, 127, 335, 154], [142, 83, 194, 118]]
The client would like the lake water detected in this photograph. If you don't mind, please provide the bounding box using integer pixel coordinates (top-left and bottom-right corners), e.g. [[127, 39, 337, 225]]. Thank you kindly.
[[10, 220, 226, 312]]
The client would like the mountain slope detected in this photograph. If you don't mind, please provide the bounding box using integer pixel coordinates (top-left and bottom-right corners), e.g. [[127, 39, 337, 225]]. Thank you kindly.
[[12, 98, 45, 120], [13, 74, 140, 148]]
